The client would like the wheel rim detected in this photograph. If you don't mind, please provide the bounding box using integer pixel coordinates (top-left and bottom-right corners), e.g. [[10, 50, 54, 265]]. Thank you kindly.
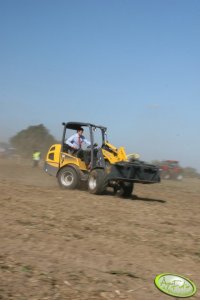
[[61, 171, 74, 186], [89, 175, 97, 190]]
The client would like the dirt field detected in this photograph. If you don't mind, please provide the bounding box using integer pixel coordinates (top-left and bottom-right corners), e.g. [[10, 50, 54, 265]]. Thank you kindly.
[[0, 158, 199, 300]]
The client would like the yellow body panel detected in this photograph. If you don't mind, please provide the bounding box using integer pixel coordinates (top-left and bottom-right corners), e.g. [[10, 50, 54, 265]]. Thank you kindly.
[[45, 144, 61, 167], [60, 153, 87, 171], [46, 144, 87, 171]]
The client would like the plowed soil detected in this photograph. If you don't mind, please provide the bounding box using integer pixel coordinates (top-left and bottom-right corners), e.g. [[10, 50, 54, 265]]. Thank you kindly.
[[0, 159, 199, 300]]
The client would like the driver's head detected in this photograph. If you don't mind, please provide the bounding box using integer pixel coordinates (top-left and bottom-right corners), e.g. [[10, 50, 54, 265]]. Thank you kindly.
[[77, 127, 84, 135]]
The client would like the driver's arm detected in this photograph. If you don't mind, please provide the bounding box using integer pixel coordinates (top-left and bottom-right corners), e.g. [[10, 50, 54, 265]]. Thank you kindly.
[[82, 136, 91, 146], [66, 134, 77, 148]]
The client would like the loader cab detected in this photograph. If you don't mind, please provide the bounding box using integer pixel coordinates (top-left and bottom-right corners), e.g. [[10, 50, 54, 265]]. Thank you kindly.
[[61, 122, 107, 169]]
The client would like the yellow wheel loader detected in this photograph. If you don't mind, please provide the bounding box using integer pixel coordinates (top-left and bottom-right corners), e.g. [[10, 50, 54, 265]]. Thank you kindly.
[[44, 122, 160, 196]]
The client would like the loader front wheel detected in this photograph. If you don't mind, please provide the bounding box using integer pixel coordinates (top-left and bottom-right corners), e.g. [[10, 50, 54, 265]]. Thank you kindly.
[[57, 166, 79, 189], [118, 182, 134, 197], [88, 169, 106, 194]]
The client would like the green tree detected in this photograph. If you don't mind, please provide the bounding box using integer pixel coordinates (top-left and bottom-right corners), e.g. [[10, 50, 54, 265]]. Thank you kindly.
[[10, 124, 58, 158]]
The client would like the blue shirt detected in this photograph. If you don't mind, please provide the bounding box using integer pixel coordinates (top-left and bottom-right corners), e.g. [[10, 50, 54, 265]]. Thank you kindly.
[[66, 133, 91, 149]]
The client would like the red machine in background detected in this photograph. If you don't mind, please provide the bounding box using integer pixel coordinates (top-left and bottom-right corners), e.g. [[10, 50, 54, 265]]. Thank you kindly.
[[159, 160, 183, 180]]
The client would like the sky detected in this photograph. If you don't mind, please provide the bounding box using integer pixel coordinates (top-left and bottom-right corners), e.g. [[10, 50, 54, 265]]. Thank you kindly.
[[0, 0, 200, 170]]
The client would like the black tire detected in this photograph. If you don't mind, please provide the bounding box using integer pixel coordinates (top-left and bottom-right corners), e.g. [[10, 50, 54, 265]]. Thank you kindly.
[[57, 166, 79, 189], [88, 169, 106, 194], [118, 182, 134, 197]]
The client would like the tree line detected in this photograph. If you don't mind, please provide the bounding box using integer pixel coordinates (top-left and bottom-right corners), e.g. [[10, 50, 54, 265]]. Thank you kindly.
[[10, 124, 58, 158]]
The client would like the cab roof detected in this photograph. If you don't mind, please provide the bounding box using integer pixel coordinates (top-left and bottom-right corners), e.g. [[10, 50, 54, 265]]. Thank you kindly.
[[62, 122, 107, 131]]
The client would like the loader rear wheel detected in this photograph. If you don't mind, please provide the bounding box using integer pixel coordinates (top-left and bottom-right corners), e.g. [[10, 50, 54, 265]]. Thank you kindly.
[[118, 182, 134, 197], [88, 169, 106, 195], [57, 166, 79, 189]]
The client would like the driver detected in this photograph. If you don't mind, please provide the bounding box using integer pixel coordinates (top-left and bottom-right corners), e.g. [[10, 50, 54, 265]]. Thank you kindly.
[[65, 127, 91, 154]]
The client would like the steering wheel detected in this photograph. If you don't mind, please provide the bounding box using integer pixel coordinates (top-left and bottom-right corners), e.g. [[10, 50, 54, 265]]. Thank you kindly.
[[87, 143, 98, 149]]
